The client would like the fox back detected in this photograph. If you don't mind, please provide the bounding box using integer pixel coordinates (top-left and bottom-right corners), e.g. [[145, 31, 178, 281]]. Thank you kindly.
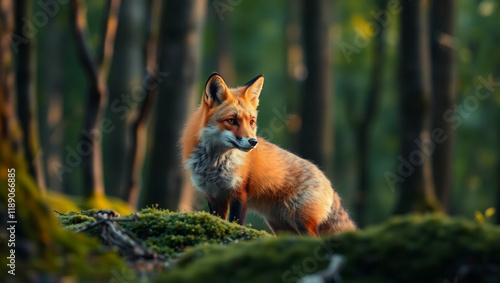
[[181, 73, 356, 236]]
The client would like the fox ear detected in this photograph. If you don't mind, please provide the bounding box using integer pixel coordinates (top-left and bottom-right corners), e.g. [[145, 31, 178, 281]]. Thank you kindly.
[[244, 75, 264, 107], [204, 73, 229, 108]]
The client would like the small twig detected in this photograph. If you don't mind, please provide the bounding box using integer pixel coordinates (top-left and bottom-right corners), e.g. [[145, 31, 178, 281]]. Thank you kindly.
[[75, 219, 107, 233]]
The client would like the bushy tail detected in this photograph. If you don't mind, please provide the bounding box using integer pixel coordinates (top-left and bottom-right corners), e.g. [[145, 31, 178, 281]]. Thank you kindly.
[[319, 196, 357, 234]]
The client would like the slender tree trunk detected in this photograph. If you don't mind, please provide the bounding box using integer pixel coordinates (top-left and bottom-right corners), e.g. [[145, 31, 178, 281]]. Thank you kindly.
[[394, 0, 441, 214], [430, 0, 455, 212], [1, 0, 22, 158], [123, 0, 162, 209], [298, 0, 333, 173], [498, 142, 500, 224], [285, 0, 302, 150], [71, 0, 121, 198], [144, 0, 206, 210], [214, 11, 235, 85], [497, 148, 500, 223], [41, 11, 65, 192], [105, 0, 146, 198], [353, 0, 387, 228], [14, 0, 46, 193]]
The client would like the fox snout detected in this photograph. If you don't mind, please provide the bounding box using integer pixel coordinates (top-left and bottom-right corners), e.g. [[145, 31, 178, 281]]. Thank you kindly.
[[232, 136, 258, 152], [248, 138, 258, 147]]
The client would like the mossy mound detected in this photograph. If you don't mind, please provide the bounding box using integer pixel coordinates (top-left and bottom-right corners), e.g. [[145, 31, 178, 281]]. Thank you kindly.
[[159, 214, 500, 283], [57, 207, 270, 257]]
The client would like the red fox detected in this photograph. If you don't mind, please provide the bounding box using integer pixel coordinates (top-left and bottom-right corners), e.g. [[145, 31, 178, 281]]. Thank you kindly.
[[181, 73, 356, 236]]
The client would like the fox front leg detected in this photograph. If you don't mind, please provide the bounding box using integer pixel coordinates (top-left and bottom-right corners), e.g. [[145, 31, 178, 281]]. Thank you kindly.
[[229, 190, 248, 225], [206, 197, 230, 220]]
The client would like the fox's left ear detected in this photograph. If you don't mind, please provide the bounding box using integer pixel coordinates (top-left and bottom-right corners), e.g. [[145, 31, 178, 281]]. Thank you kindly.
[[244, 75, 264, 107]]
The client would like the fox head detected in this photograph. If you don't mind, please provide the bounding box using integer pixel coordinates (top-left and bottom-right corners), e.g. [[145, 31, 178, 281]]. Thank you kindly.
[[199, 73, 264, 152]]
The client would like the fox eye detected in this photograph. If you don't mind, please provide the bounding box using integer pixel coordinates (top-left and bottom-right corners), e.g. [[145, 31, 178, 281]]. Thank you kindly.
[[250, 120, 255, 126], [227, 119, 236, 125]]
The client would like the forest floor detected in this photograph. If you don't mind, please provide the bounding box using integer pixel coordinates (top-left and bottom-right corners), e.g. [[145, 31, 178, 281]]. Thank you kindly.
[[56, 208, 500, 283]]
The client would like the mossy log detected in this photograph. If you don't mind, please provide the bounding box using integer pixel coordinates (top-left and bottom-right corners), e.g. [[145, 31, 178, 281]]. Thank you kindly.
[[58, 208, 270, 257]]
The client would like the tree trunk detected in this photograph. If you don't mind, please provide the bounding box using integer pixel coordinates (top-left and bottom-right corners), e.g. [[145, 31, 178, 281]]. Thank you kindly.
[[14, 0, 46, 193], [143, 0, 206, 210], [497, 69, 500, 224], [353, 0, 387, 228], [71, 0, 121, 198], [105, 0, 146, 198], [40, 11, 65, 192], [298, 0, 333, 173], [393, 0, 441, 214], [214, 10, 235, 85], [285, 0, 302, 150], [123, 0, 162, 209], [0, 0, 22, 157], [498, 144, 500, 224], [430, 0, 455, 213]]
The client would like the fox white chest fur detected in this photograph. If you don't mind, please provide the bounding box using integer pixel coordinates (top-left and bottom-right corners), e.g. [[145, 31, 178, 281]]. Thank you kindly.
[[186, 129, 245, 198]]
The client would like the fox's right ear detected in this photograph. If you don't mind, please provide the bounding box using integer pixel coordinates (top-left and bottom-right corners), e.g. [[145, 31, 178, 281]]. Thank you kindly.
[[204, 73, 229, 108]]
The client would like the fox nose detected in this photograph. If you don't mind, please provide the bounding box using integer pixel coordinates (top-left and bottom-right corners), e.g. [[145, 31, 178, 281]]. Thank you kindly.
[[248, 138, 258, 147]]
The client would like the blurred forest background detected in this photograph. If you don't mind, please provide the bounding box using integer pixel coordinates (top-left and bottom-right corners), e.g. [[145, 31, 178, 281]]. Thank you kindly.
[[2, 0, 500, 230]]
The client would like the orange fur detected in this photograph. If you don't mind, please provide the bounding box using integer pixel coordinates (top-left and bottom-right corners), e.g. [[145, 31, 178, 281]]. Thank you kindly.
[[181, 73, 356, 236]]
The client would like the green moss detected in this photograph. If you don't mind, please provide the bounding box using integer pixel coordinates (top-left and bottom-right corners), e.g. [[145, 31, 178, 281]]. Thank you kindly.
[[57, 207, 271, 257], [158, 214, 500, 283]]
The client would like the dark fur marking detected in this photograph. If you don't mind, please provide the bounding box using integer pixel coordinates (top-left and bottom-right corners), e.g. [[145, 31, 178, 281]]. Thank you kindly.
[[243, 74, 264, 87]]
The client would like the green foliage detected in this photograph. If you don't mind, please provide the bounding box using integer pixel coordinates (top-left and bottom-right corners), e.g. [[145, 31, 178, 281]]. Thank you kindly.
[[159, 214, 500, 283], [57, 208, 271, 257]]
